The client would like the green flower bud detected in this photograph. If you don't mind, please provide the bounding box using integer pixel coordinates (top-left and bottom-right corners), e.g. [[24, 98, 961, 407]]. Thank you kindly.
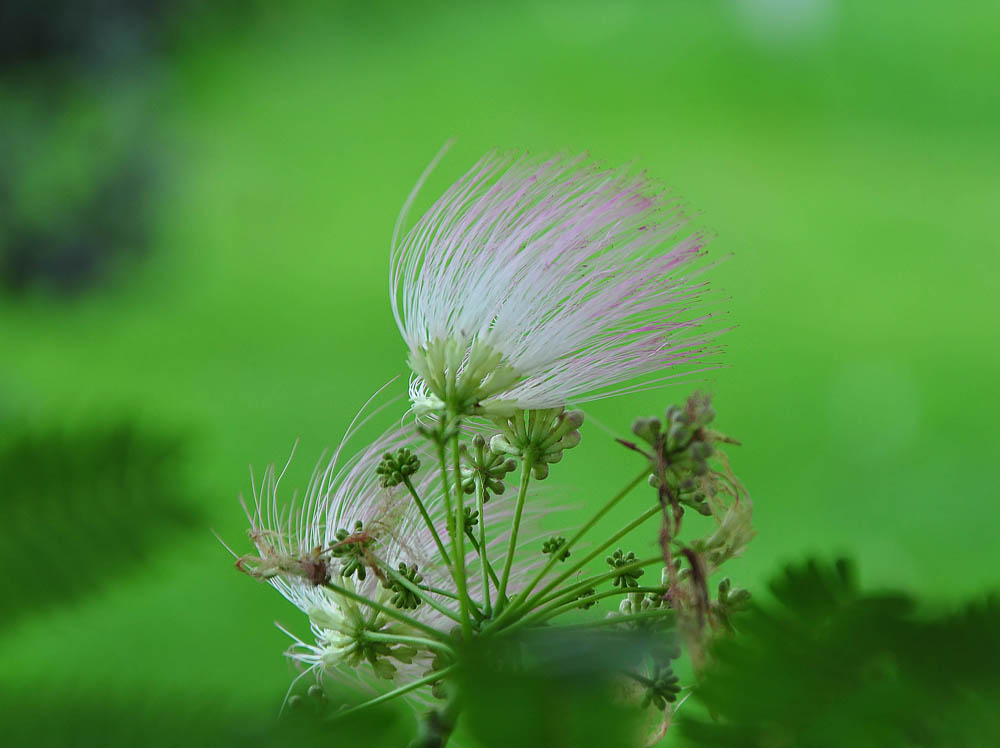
[[330, 520, 375, 580], [542, 535, 570, 562], [607, 548, 644, 588], [375, 448, 421, 488], [382, 562, 425, 610]]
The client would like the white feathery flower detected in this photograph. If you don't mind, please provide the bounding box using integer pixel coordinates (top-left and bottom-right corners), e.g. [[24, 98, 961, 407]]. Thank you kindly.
[[391, 148, 721, 417], [237, 413, 546, 700], [241, 424, 451, 692]]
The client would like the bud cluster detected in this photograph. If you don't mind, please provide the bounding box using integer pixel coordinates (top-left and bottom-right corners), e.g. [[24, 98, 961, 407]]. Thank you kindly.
[[640, 663, 681, 710], [376, 448, 421, 488], [632, 393, 726, 517], [711, 576, 751, 633], [607, 548, 645, 588], [576, 587, 598, 610], [542, 535, 570, 562], [489, 407, 583, 480], [330, 520, 375, 580], [383, 562, 425, 610], [447, 506, 480, 538], [460, 434, 517, 501]]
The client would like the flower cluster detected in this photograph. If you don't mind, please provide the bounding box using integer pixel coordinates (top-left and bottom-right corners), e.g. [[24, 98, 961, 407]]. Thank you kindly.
[[231, 147, 751, 746]]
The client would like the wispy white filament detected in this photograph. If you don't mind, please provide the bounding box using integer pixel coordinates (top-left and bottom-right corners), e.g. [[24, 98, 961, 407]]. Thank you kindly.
[[391, 148, 722, 412]]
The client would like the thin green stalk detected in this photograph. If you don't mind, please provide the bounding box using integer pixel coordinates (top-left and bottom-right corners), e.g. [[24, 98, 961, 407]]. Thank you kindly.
[[532, 555, 664, 609], [526, 502, 660, 609], [463, 531, 502, 590], [522, 608, 675, 632], [362, 630, 456, 656], [402, 475, 451, 567], [331, 665, 458, 721], [419, 584, 461, 601], [527, 585, 669, 627], [475, 475, 492, 616], [497, 555, 663, 635], [414, 581, 485, 620], [444, 432, 472, 639], [409, 688, 463, 748], [322, 578, 448, 642], [620, 670, 655, 687], [497, 455, 533, 611], [491, 465, 650, 628]]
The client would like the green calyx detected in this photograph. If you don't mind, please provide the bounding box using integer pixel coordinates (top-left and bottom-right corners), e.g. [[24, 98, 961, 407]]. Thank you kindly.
[[408, 337, 522, 417], [460, 434, 517, 501], [541, 535, 570, 562], [607, 548, 645, 588], [382, 562, 425, 610], [330, 520, 375, 580], [376, 448, 421, 488], [489, 407, 584, 480]]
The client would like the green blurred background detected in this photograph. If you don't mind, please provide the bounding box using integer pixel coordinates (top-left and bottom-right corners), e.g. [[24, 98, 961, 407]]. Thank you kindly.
[[2, 0, 998, 744]]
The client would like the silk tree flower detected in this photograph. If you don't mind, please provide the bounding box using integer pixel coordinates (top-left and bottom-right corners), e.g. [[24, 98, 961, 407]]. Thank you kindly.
[[390, 149, 721, 418], [237, 426, 448, 696], [233, 418, 545, 702]]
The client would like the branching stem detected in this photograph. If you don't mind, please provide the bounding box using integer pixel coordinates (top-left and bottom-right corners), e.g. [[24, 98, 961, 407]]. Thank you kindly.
[[497, 455, 533, 611], [331, 665, 459, 722], [490, 465, 649, 628]]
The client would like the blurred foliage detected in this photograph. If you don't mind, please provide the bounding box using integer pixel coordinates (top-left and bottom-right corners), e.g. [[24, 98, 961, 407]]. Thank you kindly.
[[0, 0, 166, 296], [0, 89, 158, 295], [458, 632, 655, 748], [679, 559, 1000, 747], [0, 421, 198, 625], [0, 0, 166, 70], [0, 689, 409, 748]]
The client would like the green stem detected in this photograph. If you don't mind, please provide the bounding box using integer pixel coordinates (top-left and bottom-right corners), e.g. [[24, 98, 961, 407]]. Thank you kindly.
[[402, 475, 451, 567], [331, 664, 458, 721], [497, 455, 533, 611], [408, 688, 463, 748], [527, 585, 668, 627], [526, 502, 660, 609], [419, 584, 461, 601], [523, 608, 675, 632], [497, 556, 663, 635], [444, 430, 472, 639], [463, 531, 502, 591], [621, 670, 655, 687], [475, 475, 492, 616], [535, 555, 664, 608], [362, 630, 456, 656], [322, 579, 449, 642], [490, 465, 649, 628]]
